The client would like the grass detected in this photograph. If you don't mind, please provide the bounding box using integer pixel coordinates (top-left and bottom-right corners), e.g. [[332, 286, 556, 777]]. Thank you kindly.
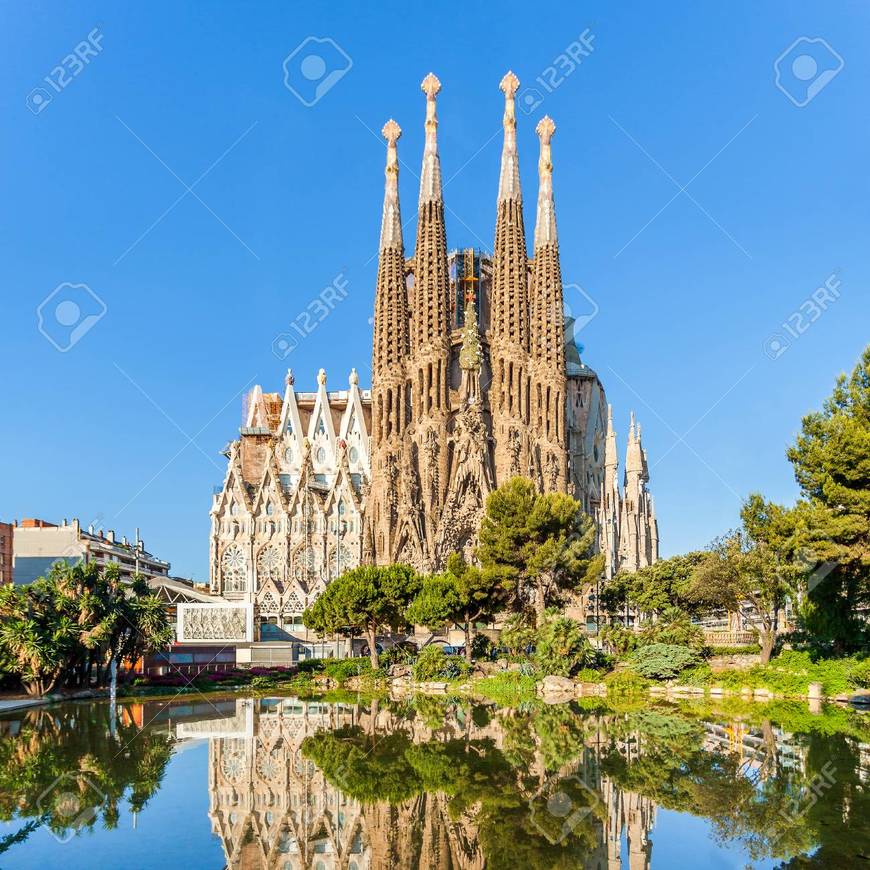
[[472, 672, 537, 706], [678, 650, 870, 697]]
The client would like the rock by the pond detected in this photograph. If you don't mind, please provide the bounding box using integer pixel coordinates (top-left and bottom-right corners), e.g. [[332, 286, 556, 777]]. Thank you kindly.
[[538, 675, 575, 698]]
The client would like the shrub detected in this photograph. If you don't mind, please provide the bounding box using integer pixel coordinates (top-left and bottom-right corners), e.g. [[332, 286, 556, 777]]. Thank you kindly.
[[629, 643, 700, 680], [534, 616, 598, 677], [604, 669, 650, 694], [599, 623, 637, 656], [471, 633, 495, 660], [296, 659, 325, 673], [680, 663, 714, 686], [323, 657, 373, 681], [847, 657, 870, 688], [499, 615, 536, 656], [412, 645, 468, 681], [379, 644, 417, 668], [574, 667, 605, 683], [709, 644, 761, 656], [250, 675, 275, 689]]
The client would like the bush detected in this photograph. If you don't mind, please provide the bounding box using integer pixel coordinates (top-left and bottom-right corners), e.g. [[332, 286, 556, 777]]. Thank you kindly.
[[323, 657, 373, 681], [412, 645, 468, 681], [471, 633, 495, 660], [847, 657, 870, 688], [680, 663, 714, 686], [574, 667, 606, 683], [599, 623, 637, 656], [709, 644, 761, 656], [534, 616, 598, 677], [296, 659, 325, 673], [604, 669, 650, 694], [499, 615, 536, 656], [630, 643, 700, 680], [379, 643, 417, 669]]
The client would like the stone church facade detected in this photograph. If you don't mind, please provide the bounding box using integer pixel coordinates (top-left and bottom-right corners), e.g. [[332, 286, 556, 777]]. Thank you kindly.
[[207, 72, 659, 631]]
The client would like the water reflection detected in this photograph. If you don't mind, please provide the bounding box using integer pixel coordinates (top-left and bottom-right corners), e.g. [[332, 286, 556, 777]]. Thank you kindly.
[[1, 695, 868, 868]]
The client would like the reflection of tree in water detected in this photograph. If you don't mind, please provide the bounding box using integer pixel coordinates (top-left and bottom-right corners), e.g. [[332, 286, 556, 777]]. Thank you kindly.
[[0, 702, 174, 853]]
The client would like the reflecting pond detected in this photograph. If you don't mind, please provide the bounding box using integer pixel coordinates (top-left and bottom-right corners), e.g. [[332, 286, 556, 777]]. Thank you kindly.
[[0, 693, 868, 868]]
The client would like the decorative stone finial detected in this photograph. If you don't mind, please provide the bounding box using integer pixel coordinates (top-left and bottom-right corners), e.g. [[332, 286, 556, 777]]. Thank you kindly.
[[317, 368, 327, 386], [349, 368, 359, 385], [536, 114, 556, 144], [500, 70, 520, 99], [421, 72, 441, 101], [285, 369, 295, 387], [382, 118, 401, 145]]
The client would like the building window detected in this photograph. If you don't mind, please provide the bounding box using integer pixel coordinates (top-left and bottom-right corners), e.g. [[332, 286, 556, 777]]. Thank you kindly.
[[221, 544, 248, 592]]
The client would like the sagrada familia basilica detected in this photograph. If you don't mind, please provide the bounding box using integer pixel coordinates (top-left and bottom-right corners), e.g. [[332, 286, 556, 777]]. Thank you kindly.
[[208, 73, 659, 630]]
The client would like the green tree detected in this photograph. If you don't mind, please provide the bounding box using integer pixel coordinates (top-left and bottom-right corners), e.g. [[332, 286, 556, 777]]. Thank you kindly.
[[303, 564, 420, 669], [786, 346, 870, 652], [601, 552, 706, 620], [478, 477, 602, 627], [406, 553, 508, 663], [0, 561, 171, 695], [688, 498, 792, 663]]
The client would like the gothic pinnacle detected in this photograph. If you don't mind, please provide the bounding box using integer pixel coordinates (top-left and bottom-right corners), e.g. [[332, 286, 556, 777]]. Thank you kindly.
[[379, 118, 403, 250], [534, 115, 558, 248], [497, 71, 521, 202], [604, 404, 618, 469], [419, 72, 442, 204]]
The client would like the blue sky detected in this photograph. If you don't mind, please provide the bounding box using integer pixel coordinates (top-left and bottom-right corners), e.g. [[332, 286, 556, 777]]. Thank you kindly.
[[2, 1, 868, 581]]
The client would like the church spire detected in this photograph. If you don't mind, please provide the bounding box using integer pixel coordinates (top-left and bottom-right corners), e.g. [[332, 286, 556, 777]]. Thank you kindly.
[[490, 71, 529, 351], [418, 72, 443, 205], [372, 119, 409, 379], [497, 71, 522, 202], [604, 404, 618, 469], [534, 115, 557, 247], [411, 72, 450, 358], [380, 118, 403, 250]]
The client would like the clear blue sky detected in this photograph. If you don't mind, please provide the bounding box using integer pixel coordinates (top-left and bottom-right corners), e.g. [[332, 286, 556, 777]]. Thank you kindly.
[[2, 1, 868, 581]]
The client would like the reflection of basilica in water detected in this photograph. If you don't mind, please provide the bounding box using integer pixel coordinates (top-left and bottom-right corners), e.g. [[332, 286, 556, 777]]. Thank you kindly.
[[185, 697, 659, 870]]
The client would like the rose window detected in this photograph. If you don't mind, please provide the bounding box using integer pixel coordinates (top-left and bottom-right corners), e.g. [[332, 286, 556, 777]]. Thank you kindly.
[[221, 545, 248, 593]]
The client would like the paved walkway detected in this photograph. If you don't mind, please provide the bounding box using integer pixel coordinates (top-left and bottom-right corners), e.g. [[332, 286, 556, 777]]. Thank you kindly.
[[0, 698, 48, 714]]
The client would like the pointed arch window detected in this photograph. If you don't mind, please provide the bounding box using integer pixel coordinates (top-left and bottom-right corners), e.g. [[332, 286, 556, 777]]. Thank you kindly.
[[265, 502, 274, 516]]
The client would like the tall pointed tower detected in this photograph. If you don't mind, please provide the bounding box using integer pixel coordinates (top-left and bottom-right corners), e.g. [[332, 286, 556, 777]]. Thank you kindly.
[[403, 73, 452, 569], [489, 71, 532, 484], [598, 405, 621, 580], [369, 120, 411, 563], [529, 115, 569, 492], [618, 413, 658, 572]]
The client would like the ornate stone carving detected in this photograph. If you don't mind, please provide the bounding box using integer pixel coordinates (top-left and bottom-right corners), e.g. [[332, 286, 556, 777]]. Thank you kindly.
[[182, 605, 249, 641]]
